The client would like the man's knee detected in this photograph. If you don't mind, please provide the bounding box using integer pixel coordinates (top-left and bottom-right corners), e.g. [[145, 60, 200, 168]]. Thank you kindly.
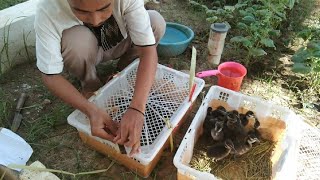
[[147, 10, 166, 43], [61, 25, 100, 67]]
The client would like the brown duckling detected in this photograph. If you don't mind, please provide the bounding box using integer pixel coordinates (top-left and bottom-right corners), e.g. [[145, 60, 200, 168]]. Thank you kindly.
[[230, 134, 260, 156], [207, 139, 234, 161], [211, 120, 224, 141]]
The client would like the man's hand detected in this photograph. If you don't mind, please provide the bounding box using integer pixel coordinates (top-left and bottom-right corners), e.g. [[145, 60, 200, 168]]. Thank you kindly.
[[88, 106, 119, 142], [114, 108, 145, 157]]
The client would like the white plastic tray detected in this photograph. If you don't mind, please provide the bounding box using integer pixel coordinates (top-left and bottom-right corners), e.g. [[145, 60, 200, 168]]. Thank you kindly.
[[173, 86, 302, 180], [67, 59, 205, 165]]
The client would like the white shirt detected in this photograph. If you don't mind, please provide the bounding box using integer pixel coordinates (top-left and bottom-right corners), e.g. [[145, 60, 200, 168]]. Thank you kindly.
[[35, 0, 155, 74]]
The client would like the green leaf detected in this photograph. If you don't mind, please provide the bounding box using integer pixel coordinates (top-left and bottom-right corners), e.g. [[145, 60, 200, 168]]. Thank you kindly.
[[275, 11, 286, 20], [226, 14, 234, 19], [206, 9, 216, 15], [245, 7, 255, 13], [189, 1, 200, 6], [292, 48, 310, 62], [313, 51, 320, 57], [206, 16, 218, 23], [230, 36, 252, 47], [269, 30, 281, 37], [289, 0, 295, 9], [307, 42, 320, 51], [250, 48, 267, 56], [292, 63, 311, 74], [242, 15, 255, 23], [216, 8, 225, 15], [224, 6, 235, 11], [235, 3, 247, 9], [237, 22, 248, 30], [313, 66, 320, 72], [230, 36, 245, 43], [201, 5, 209, 11], [256, 9, 270, 16], [261, 38, 276, 48], [297, 29, 312, 40]]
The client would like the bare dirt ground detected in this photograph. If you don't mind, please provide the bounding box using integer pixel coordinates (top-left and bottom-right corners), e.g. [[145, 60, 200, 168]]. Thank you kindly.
[[0, 0, 319, 179]]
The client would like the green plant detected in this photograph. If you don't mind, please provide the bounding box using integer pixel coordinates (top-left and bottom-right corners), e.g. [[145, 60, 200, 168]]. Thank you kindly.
[[292, 29, 320, 74], [189, 0, 297, 65]]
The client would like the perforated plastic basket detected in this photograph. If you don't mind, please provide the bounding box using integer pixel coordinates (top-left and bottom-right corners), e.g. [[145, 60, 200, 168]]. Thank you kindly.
[[296, 122, 320, 180], [173, 86, 302, 180], [67, 60, 204, 169]]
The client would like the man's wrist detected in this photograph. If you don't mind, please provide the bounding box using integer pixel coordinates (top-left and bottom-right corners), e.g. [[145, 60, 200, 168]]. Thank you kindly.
[[83, 102, 98, 119], [129, 101, 146, 113], [128, 106, 145, 116]]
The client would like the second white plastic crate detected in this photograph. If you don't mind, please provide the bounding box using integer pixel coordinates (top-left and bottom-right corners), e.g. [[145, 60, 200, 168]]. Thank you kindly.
[[173, 86, 302, 180]]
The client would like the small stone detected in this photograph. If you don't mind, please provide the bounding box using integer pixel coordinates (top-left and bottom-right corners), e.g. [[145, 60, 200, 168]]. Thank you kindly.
[[43, 99, 51, 105]]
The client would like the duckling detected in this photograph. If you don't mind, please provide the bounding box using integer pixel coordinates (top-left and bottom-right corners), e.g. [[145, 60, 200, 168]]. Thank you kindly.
[[207, 107, 213, 116], [207, 139, 234, 161], [248, 128, 262, 140], [254, 119, 260, 129], [203, 117, 216, 135], [244, 111, 261, 129], [224, 113, 247, 141], [211, 120, 224, 141], [230, 134, 260, 156], [212, 106, 227, 117]]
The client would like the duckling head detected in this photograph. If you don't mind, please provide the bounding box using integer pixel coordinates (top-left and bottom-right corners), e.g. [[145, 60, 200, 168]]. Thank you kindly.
[[211, 121, 224, 139], [245, 111, 255, 118], [217, 106, 226, 112], [226, 113, 237, 124], [207, 107, 213, 116], [212, 106, 227, 117]]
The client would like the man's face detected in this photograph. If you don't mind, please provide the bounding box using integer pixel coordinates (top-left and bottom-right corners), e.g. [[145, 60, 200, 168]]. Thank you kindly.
[[68, 0, 114, 27]]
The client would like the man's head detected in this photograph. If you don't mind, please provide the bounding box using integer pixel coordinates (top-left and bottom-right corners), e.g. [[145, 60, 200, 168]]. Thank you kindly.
[[68, 0, 114, 27]]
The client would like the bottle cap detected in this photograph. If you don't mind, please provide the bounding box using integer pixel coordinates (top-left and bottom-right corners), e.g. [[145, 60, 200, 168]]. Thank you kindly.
[[211, 23, 229, 33]]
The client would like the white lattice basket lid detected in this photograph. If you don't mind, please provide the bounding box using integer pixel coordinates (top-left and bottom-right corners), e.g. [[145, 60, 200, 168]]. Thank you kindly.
[[67, 59, 205, 165]]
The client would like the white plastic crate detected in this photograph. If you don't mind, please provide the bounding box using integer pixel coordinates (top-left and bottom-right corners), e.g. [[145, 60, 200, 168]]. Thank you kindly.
[[296, 122, 320, 180], [67, 59, 205, 165], [173, 86, 302, 180]]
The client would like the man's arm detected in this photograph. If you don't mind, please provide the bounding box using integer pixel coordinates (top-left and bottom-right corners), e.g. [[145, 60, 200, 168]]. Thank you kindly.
[[114, 45, 157, 156], [130, 46, 157, 112], [41, 74, 118, 140]]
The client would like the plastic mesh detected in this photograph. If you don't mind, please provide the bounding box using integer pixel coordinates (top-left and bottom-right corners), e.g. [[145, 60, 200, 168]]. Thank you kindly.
[[297, 123, 320, 180], [104, 67, 189, 147]]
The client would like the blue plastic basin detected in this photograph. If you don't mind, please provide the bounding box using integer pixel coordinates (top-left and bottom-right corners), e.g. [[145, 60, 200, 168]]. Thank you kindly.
[[157, 22, 194, 57]]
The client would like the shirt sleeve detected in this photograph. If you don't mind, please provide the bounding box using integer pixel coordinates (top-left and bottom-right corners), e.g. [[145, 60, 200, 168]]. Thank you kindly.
[[34, 4, 64, 74], [123, 0, 156, 46]]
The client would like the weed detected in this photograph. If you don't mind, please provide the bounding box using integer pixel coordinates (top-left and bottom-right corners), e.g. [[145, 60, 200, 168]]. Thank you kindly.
[[0, 88, 12, 128], [24, 102, 72, 142], [23, 30, 33, 62]]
